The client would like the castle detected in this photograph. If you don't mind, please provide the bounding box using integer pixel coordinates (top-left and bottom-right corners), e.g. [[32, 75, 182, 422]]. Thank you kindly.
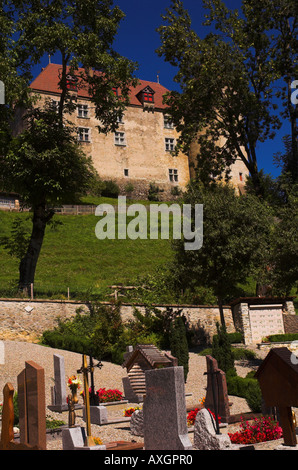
[[14, 63, 249, 202]]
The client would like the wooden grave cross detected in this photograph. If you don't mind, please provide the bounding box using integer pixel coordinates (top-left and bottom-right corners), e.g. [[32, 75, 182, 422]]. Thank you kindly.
[[0, 383, 39, 450]]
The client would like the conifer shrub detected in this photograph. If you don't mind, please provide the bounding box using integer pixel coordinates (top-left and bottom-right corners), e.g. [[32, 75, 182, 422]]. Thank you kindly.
[[169, 316, 189, 382]]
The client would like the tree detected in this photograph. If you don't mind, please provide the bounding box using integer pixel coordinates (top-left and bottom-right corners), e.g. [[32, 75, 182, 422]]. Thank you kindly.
[[157, 0, 282, 196], [268, 186, 298, 295], [1, 104, 94, 290], [0, 0, 138, 292], [171, 183, 274, 326], [169, 316, 189, 382], [245, 0, 298, 184]]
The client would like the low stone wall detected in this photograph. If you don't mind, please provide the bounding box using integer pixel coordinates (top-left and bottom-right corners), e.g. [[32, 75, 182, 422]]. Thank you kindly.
[[0, 298, 235, 343]]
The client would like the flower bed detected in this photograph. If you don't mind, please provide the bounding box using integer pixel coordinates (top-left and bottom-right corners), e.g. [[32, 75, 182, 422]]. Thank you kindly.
[[228, 416, 283, 445], [80, 387, 123, 403], [96, 388, 123, 403]]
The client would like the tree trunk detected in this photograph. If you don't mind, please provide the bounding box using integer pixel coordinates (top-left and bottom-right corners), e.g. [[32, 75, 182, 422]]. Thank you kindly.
[[18, 203, 54, 294]]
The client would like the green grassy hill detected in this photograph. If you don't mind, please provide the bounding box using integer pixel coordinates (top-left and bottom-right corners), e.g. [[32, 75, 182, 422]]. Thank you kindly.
[[0, 206, 174, 299]]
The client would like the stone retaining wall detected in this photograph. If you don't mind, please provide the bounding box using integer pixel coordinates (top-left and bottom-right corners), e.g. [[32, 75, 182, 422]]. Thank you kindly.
[[0, 298, 235, 343]]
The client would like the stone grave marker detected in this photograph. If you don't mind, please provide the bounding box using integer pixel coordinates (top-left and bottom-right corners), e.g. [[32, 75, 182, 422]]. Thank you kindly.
[[48, 353, 68, 412], [194, 408, 233, 450], [205, 355, 230, 424], [143, 366, 192, 451]]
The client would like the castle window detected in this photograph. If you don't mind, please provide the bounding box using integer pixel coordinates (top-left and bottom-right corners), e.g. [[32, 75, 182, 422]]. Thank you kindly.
[[164, 115, 174, 129], [51, 99, 59, 112], [115, 131, 126, 146], [77, 104, 89, 118], [165, 137, 175, 152], [239, 172, 243, 182], [169, 169, 178, 182], [78, 127, 90, 142], [124, 169, 129, 177], [117, 113, 124, 124]]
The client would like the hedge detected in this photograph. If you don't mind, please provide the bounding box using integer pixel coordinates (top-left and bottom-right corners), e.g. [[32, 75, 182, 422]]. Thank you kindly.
[[226, 375, 262, 413]]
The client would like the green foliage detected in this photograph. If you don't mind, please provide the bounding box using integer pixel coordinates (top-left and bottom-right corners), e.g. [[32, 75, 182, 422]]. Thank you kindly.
[[231, 348, 256, 361], [211, 323, 236, 376], [148, 183, 160, 202], [0, 216, 31, 260], [265, 333, 298, 343], [169, 316, 189, 381], [40, 303, 186, 365], [171, 183, 274, 304], [227, 375, 262, 413], [212, 331, 243, 345], [101, 180, 120, 198]]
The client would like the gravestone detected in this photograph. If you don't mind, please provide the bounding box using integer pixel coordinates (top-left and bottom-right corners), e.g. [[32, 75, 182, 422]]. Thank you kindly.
[[205, 355, 230, 424], [83, 404, 108, 425], [48, 354, 68, 412], [143, 366, 192, 450], [194, 408, 233, 450], [17, 361, 47, 450], [255, 347, 298, 447], [130, 409, 144, 437], [62, 426, 106, 451]]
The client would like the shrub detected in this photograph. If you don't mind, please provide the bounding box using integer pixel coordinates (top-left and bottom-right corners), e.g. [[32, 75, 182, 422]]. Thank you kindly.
[[101, 180, 120, 198], [232, 348, 256, 361], [170, 316, 189, 382], [212, 331, 243, 345], [41, 330, 92, 355], [148, 183, 160, 201], [226, 375, 262, 413], [266, 333, 298, 343], [212, 323, 236, 376]]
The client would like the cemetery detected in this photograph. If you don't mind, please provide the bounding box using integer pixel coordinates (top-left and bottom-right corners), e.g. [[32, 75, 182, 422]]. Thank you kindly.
[[1, 315, 298, 451]]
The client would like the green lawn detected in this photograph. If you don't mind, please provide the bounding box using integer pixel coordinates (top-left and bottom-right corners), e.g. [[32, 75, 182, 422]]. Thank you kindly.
[[0, 208, 174, 299]]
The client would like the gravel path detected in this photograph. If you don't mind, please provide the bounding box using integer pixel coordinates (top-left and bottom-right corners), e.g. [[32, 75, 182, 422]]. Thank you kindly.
[[0, 340, 281, 450]]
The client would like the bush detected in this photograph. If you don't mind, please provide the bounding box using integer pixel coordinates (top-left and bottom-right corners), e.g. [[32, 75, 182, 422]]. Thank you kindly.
[[42, 330, 92, 355], [212, 331, 243, 345], [232, 348, 256, 361], [101, 180, 120, 198], [170, 316, 189, 382], [226, 375, 262, 413], [266, 333, 298, 343], [148, 183, 160, 201], [212, 323, 236, 376]]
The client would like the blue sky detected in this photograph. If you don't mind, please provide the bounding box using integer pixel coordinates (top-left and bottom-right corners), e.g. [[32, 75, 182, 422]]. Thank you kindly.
[[34, 0, 289, 178]]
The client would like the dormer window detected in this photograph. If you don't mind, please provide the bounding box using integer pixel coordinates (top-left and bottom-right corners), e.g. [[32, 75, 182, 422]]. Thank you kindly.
[[66, 74, 78, 91], [143, 91, 154, 103], [138, 85, 155, 106]]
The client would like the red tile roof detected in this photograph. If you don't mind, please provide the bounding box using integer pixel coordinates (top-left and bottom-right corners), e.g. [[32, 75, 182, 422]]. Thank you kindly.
[[30, 63, 170, 110]]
